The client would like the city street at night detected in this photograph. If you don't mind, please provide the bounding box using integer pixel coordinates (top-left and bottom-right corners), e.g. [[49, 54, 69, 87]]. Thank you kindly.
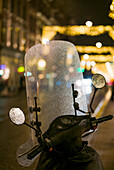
[[0, 0, 114, 170]]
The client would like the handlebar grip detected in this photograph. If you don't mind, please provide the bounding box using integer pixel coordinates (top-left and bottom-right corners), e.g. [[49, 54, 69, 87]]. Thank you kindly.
[[97, 115, 113, 124], [27, 145, 44, 160]]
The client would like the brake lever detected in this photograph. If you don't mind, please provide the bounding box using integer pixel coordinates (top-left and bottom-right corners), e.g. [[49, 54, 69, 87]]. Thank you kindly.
[[18, 144, 40, 158], [27, 145, 44, 160]]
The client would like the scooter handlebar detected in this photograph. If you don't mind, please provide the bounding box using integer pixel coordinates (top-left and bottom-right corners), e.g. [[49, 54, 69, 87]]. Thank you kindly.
[[90, 114, 113, 130], [27, 145, 44, 160], [96, 115, 113, 124], [27, 114, 113, 159]]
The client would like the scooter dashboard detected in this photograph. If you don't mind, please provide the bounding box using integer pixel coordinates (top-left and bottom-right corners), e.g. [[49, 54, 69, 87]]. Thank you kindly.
[[44, 115, 89, 138]]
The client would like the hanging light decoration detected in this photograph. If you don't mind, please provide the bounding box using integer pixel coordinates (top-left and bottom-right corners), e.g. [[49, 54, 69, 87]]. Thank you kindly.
[[42, 25, 114, 41], [109, 0, 114, 19]]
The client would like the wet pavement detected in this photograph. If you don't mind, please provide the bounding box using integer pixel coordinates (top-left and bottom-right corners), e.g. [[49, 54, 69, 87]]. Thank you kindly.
[[89, 100, 114, 170], [0, 89, 37, 170], [0, 89, 114, 170]]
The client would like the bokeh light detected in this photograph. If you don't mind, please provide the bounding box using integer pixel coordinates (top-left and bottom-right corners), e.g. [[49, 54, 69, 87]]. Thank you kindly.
[[85, 21, 93, 27], [96, 42, 102, 48], [38, 59, 46, 70], [83, 54, 89, 60]]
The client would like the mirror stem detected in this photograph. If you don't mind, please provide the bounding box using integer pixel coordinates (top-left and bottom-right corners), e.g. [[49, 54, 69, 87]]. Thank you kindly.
[[72, 84, 77, 116], [90, 88, 98, 113], [24, 122, 37, 132]]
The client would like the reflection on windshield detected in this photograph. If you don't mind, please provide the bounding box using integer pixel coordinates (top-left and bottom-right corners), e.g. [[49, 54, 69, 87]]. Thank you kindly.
[[25, 41, 88, 133]]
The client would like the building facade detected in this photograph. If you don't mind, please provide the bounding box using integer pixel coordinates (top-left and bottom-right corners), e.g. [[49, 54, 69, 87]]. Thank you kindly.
[[0, 0, 56, 95]]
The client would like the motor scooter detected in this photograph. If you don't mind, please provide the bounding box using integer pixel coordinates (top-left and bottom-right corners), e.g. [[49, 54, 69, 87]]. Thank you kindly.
[[9, 41, 113, 170]]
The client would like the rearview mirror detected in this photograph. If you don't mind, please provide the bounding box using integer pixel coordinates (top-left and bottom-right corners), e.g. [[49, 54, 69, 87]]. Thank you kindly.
[[92, 74, 106, 89], [9, 108, 25, 125]]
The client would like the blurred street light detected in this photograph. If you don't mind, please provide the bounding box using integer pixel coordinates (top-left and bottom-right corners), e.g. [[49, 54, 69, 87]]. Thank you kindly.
[[96, 42, 102, 48], [85, 21, 93, 27], [42, 38, 49, 45], [38, 59, 46, 70], [83, 54, 89, 60]]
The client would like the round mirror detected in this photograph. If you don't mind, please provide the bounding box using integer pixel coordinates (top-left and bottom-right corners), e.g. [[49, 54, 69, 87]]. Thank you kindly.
[[92, 74, 106, 89], [9, 108, 25, 125]]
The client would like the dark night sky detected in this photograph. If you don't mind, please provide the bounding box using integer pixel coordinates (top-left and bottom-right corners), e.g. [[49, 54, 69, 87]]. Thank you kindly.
[[55, 0, 114, 25], [53, 0, 114, 46]]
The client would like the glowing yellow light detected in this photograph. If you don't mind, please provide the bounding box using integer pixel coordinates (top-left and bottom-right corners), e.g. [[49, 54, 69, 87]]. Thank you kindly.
[[42, 25, 114, 41], [85, 21, 93, 27], [7, 41, 11, 47], [17, 66, 25, 73], [15, 27, 20, 32], [109, 12, 114, 19], [19, 46, 25, 51], [69, 67, 74, 73], [42, 25, 114, 82], [21, 38, 26, 45], [13, 43, 18, 49], [109, 0, 114, 19], [83, 54, 89, 60], [42, 38, 49, 45], [81, 55, 113, 64], [38, 74, 45, 79], [91, 61, 96, 66], [66, 47, 74, 65], [96, 42, 102, 48], [42, 45, 50, 55], [38, 59, 46, 70], [76, 46, 114, 55], [110, 4, 114, 11], [66, 58, 72, 65]]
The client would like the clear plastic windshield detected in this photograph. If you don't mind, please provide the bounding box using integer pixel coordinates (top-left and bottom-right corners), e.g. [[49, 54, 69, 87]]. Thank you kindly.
[[17, 40, 88, 166]]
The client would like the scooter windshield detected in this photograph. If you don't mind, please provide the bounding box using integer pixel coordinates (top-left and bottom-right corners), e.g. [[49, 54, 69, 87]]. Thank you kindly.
[[17, 40, 88, 166]]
